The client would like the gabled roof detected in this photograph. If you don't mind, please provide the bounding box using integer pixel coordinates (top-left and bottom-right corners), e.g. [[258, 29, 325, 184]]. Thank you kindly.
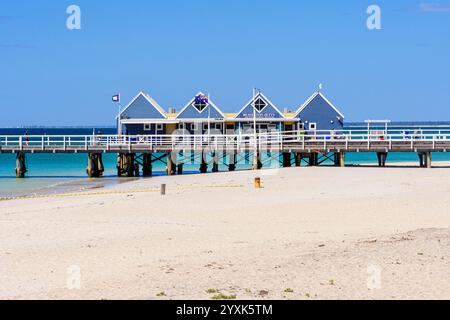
[[175, 91, 225, 119], [234, 91, 285, 119], [294, 91, 345, 119], [119, 91, 167, 119]]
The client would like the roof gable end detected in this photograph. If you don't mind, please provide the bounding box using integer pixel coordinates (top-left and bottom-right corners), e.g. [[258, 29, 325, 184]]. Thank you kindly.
[[234, 92, 285, 119], [176, 92, 225, 119], [120, 91, 167, 119]]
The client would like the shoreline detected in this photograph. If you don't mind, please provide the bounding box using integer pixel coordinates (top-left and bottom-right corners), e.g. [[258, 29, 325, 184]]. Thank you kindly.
[[2, 159, 450, 199]]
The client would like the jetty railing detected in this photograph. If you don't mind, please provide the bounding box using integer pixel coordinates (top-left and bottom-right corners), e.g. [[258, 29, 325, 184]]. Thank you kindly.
[[1, 130, 450, 153]]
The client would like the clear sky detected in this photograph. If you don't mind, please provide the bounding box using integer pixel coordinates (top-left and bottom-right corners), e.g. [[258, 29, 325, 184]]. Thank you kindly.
[[1, 0, 449, 126]]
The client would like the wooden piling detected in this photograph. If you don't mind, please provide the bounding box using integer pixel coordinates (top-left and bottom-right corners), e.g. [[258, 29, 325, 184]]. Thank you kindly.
[[418, 152, 425, 168], [426, 151, 432, 169], [87, 153, 104, 178], [177, 163, 184, 175], [294, 153, 301, 167], [15, 152, 27, 178], [228, 151, 236, 172], [339, 152, 345, 167], [126, 153, 135, 177], [212, 152, 219, 173], [282, 152, 291, 168], [252, 152, 262, 170], [308, 153, 318, 166], [377, 152, 388, 167], [166, 152, 176, 176], [200, 150, 208, 173], [142, 153, 152, 177]]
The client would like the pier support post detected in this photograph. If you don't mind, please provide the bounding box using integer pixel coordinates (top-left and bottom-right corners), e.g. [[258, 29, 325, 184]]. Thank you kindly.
[[176, 151, 183, 175], [15, 152, 27, 178], [126, 153, 135, 177], [142, 153, 152, 177], [200, 151, 208, 173], [166, 152, 176, 176], [425, 151, 432, 169], [252, 151, 262, 170], [228, 151, 236, 172], [87, 153, 104, 178], [212, 151, 219, 173], [308, 153, 318, 166], [282, 152, 291, 168], [334, 151, 345, 168], [418, 152, 425, 168], [177, 162, 184, 175], [377, 152, 388, 167], [294, 153, 301, 167]]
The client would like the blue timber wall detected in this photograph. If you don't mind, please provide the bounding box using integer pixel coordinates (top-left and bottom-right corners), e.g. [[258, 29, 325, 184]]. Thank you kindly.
[[296, 95, 344, 131]]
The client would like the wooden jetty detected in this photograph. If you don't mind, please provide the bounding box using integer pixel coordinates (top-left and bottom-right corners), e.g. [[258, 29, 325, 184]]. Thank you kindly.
[[1, 130, 449, 177]]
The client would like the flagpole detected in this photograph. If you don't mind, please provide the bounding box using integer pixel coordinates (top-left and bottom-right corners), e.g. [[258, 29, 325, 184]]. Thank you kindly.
[[208, 93, 211, 141], [118, 103, 122, 136], [253, 88, 257, 154]]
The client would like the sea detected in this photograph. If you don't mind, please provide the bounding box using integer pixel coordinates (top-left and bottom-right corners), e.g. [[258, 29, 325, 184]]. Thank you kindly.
[[1, 124, 450, 197]]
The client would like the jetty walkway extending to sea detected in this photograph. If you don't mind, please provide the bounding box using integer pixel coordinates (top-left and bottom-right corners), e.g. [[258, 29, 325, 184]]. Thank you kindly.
[[1, 130, 450, 178]]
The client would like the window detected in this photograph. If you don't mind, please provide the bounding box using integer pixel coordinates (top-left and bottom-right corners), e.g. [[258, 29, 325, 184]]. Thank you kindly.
[[156, 124, 163, 131], [298, 123, 304, 130], [309, 123, 317, 131], [215, 123, 222, 130], [191, 123, 198, 131], [193, 101, 208, 112], [253, 98, 267, 112], [178, 123, 185, 130], [203, 123, 209, 131], [144, 124, 151, 131]]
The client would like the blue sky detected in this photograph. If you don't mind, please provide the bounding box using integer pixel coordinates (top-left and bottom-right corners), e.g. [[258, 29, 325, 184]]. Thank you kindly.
[[1, 0, 449, 126]]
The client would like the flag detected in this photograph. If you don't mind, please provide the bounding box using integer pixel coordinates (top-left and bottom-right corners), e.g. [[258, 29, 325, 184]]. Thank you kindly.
[[195, 94, 208, 104], [112, 94, 120, 102]]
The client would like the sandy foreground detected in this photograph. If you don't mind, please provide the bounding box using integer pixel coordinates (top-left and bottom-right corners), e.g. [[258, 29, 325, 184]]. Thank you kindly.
[[1, 163, 450, 300]]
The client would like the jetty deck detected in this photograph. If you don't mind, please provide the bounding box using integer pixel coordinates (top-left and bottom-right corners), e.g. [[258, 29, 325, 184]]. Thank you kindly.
[[1, 130, 449, 177]]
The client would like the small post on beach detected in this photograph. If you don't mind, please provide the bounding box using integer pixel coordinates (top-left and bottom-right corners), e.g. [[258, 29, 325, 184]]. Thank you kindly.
[[254, 177, 261, 189], [15, 152, 27, 178], [161, 184, 166, 195]]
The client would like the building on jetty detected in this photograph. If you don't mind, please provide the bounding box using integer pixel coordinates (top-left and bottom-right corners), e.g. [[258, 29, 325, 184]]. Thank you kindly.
[[117, 88, 344, 136]]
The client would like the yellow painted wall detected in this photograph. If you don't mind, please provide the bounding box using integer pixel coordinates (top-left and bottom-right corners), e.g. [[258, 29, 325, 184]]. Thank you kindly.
[[166, 124, 176, 134]]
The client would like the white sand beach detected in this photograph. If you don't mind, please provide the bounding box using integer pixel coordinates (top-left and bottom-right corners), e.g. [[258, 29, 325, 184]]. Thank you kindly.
[[1, 163, 449, 300]]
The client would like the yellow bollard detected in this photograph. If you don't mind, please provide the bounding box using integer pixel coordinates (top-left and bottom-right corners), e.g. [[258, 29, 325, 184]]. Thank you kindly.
[[254, 177, 261, 189]]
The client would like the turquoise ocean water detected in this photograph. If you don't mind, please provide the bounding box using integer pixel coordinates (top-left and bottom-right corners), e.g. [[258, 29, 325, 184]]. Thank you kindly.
[[1, 126, 450, 197]]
